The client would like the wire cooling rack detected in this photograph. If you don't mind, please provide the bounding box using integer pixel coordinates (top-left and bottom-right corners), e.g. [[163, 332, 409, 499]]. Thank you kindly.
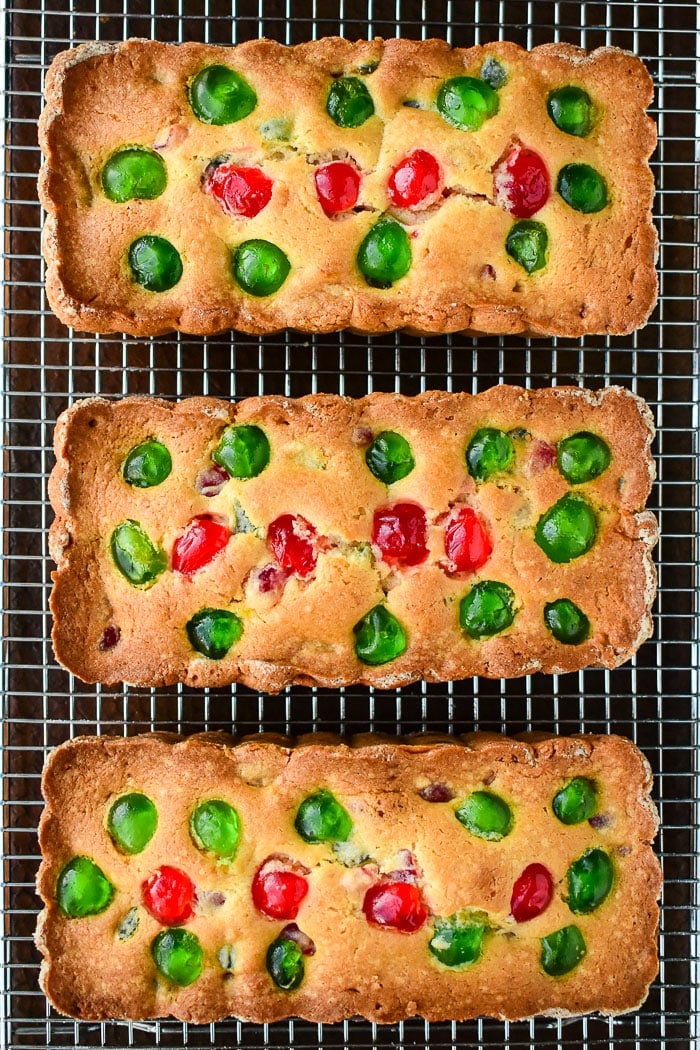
[[2, 1, 699, 1048]]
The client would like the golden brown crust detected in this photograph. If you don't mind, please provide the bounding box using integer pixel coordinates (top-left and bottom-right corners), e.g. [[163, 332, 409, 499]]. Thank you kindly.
[[39, 38, 657, 337], [36, 731, 661, 1023], [48, 387, 657, 690]]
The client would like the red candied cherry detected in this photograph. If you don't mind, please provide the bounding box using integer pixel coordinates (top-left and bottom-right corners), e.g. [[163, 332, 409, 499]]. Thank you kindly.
[[494, 144, 550, 219], [314, 161, 361, 216], [205, 163, 273, 218], [172, 515, 231, 576], [388, 149, 442, 210], [372, 502, 428, 567], [444, 507, 492, 573], [252, 856, 310, 920], [363, 880, 428, 932], [142, 865, 196, 926], [510, 862, 554, 922], [267, 514, 317, 577]]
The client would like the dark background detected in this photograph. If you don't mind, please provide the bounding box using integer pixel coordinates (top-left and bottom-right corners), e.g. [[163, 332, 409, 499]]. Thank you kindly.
[[2, 1, 699, 1047]]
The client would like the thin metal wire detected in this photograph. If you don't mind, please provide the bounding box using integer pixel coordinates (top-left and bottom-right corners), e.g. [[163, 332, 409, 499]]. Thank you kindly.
[[2, 1, 699, 1048]]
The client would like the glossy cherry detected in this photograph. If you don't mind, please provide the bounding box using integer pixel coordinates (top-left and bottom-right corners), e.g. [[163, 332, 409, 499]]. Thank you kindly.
[[444, 507, 492, 573], [172, 515, 231, 576], [142, 866, 196, 926], [510, 862, 554, 922], [57, 856, 114, 918], [372, 502, 428, 567], [314, 161, 361, 216], [494, 144, 550, 219], [388, 150, 441, 209], [267, 514, 317, 577], [252, 860, 309, 920], [205, 163, 273, 218], [363, 881, 428, 933]]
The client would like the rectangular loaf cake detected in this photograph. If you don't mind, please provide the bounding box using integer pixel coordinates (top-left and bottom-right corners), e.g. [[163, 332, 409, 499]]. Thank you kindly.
[[36, 732, 661, 1023], [48, 387, 657, 691], [39, 37, 657, 338]]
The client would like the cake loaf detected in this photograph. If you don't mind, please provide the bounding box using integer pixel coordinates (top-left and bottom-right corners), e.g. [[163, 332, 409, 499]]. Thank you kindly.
[[38, 37, 657, 338], [48, 387, 657, 691], [36, 732, 661, 1023]]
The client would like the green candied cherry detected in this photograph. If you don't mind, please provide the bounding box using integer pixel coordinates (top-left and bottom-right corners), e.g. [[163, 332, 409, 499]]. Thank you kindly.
[[128, 236, 183, 293], [506, 219, 549, 274], [152, 928, 204, 986], [232, 239, 290, 297], [188, 65, 257, 125], [547, 86, 595, 137], [480, 56, 508, 89], [122, 439, 172, 488], [326, 76, 375, 128], [557, 431, 611, 485], [267, 934, 304, 990], [566, 848, 614, 914], [429, 913, 488, 968], [107, 792, 158, 854], [540, 924, 586, 976], [101, 147, 167, 203], [552, 777, 598, 825], [213, 423, 270, 479], [437, 76, 499, 131], [544, 599, 591, 645], [186, 608, 242, 660], [57, 856, 114, 918], [456, 790, 513, 841], [557, 163, 608, 214], [190, 799, 241, 859], [535, 494, 598, 564], [460, 580, 516, 639], [365, 431, 415, 484], [353, 604, 408, 665], [466, 427, 514, 481], [357, 217, 411, 289], [110, 520, 166, 587], [295, 789, 353, 844]]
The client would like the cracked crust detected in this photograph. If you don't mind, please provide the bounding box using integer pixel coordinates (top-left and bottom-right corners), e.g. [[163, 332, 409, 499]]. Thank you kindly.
[[48, 387, 657, 690], [35, 731, 661, 1023], [39, 38, 657, 338]]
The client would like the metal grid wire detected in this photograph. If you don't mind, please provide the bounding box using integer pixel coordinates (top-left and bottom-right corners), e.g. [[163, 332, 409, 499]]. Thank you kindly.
[[2, 1, 699, 1047]]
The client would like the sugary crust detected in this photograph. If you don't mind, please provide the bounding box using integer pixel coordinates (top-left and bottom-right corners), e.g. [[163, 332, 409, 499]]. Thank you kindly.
[[36, 731, 661, 1023], [39, 38, 657, 338], [48, 387, 657, 690]]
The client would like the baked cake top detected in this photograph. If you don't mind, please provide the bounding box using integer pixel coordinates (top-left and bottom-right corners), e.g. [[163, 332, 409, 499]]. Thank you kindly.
[[39, 38, 657, 337], [36, 732, 661, 1023], [49, 387, 657, 690]]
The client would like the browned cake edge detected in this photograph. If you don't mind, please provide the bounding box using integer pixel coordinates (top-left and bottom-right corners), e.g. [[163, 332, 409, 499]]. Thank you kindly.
[[38, 38, 658, 338], [47, 387, 658, 691], [35, 731, 661, 1023]]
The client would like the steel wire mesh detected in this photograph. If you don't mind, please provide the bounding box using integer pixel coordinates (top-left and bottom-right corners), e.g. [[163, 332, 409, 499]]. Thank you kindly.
[[2, 1, 699, 1048]]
